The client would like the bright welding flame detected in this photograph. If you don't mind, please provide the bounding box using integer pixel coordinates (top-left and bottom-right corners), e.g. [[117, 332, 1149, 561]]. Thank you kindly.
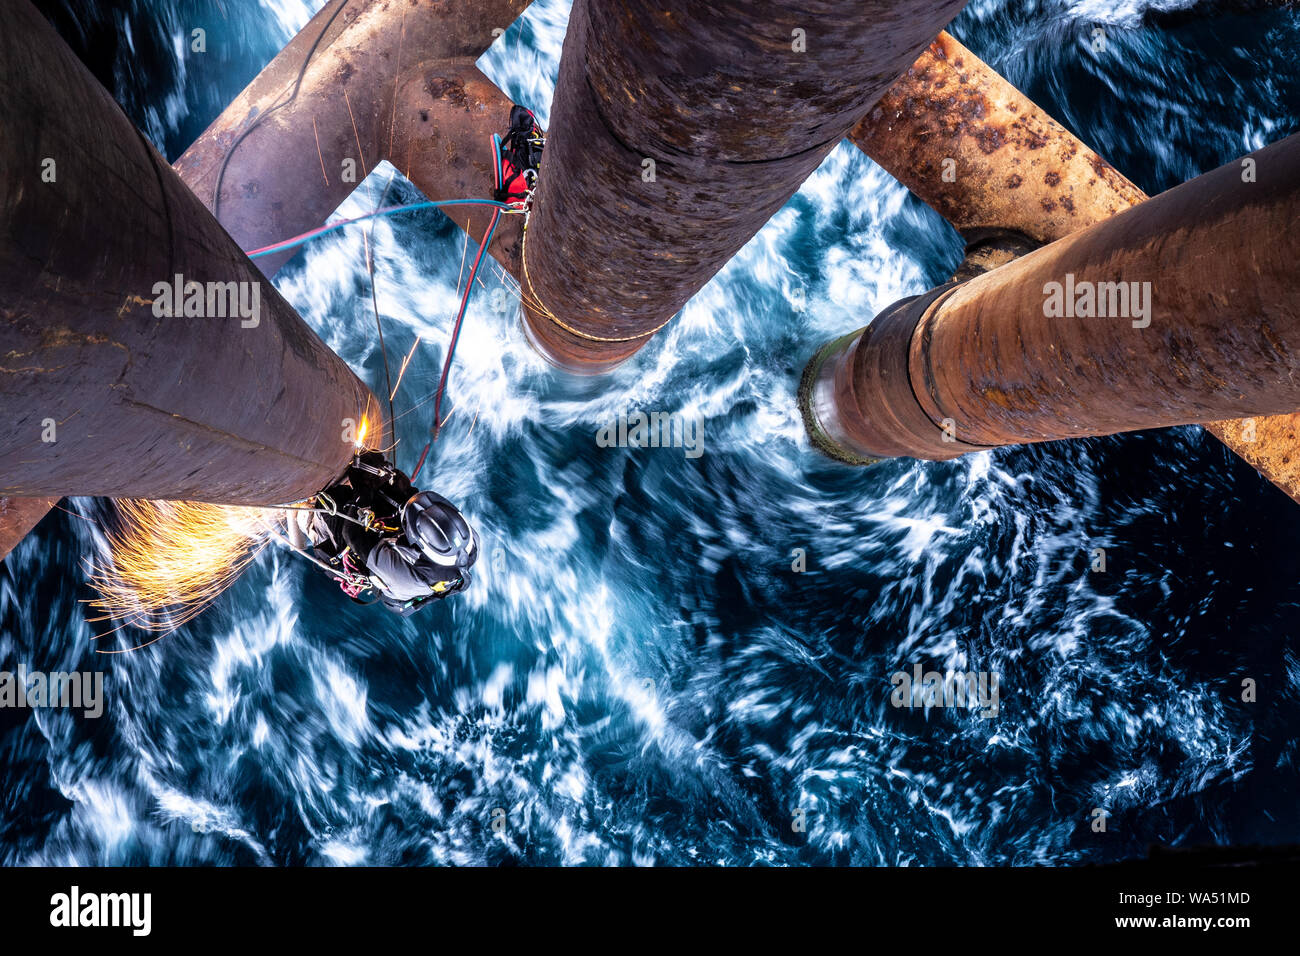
[[87, 500, 272, 644], [356, 417, 369, 448]]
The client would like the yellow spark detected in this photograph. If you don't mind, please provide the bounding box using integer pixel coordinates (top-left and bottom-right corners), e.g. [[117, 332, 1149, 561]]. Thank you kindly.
[[391, 334, 422, 401], [86, 500, 272, 643]]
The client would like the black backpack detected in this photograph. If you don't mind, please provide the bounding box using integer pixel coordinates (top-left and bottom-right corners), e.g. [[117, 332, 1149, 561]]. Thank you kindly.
[[494, 105, 544, 204]]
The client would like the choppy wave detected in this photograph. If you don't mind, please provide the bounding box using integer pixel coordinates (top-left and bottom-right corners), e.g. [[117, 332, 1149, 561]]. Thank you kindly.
[[5, 0, 1300, 865]]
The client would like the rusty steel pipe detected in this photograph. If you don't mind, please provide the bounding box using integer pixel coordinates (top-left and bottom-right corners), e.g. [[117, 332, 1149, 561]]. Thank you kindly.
[[173, 0, 528, 277], [521, 0, 967, 373], [0, 496, 60, 560], [844, 31, 1300, 503], [851, 32, 1148, 244], [389, 58, 524, 277], [803, 134, 1300, 461], [1, 0, 379, 504], [4, 0, 523, 557]]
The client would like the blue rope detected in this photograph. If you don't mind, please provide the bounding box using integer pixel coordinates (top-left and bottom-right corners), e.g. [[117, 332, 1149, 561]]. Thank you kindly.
[[247, 199, 517, 259]]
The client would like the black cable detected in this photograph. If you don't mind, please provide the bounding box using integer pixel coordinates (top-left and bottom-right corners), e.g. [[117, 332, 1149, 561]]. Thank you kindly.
[[212, 0, 351, 222], [366, 241, 396, 439], [366, 173, 398, 439]]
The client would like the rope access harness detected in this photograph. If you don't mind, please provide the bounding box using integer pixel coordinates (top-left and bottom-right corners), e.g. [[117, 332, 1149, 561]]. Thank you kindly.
[[245, 107, 543, 602]]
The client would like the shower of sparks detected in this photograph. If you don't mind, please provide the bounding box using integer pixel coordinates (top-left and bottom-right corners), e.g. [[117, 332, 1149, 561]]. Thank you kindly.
[[391, 334, 422, 401], [86, 500, 274, 643]]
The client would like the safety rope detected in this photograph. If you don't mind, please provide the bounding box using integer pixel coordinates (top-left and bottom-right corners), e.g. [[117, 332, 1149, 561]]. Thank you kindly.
[[245, 198, 521, 260], [519, 216, 673, 343], [432, 208, 500, 438], [409, 132, 532, 478], [366, 172, 399, 438], [213, 0, 351, 223], [336, 550, 369, 598], [255, 515, 370, 593]]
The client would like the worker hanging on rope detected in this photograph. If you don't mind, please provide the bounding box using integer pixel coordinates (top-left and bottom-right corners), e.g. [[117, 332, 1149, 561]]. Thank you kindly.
[[285, 450, 479, 617], [275, 104, 543, 614], [426, 103, 545, 447], [493, 105, 545, 207]]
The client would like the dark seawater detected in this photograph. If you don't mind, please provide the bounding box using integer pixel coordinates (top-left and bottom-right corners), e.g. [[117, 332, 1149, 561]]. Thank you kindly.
[[4, 0, 1300, 865]]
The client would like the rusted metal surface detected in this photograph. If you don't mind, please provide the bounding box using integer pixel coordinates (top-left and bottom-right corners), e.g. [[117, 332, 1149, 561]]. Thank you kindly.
[[1, 0, 379, 503], [173, 0, 528, 277], [804, 134, 1300, 462], [802, 286, 975, 464], [2, 0, 522, 556], [389, 58, 523, 277], [852, 31, 1146, 244], [1205, 416, 1300, 501], [522, 0, 968, 372], [841, 31, 1300, 503], [0, 497, 60, 562]]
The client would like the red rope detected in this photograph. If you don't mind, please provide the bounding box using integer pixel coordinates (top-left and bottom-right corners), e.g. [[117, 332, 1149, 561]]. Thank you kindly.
[[412, 205, 502, 481]]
